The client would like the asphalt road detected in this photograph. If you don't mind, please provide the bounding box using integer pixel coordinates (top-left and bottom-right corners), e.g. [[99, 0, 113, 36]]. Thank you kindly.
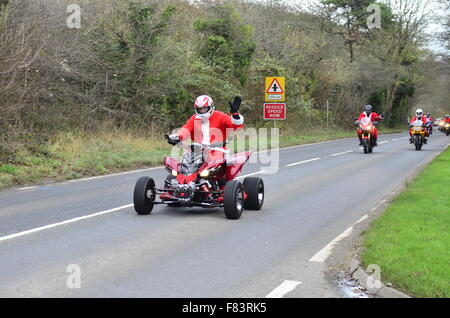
[[0, 132, 448, 297]]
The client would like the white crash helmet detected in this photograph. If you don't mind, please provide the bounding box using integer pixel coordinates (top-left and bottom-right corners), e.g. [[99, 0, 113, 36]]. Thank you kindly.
[[415, 108, 424, 117], [194, 95, 215, 119]]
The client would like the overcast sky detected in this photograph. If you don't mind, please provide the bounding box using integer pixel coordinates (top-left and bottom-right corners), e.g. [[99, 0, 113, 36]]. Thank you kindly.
[[260, 0, 448, 53]]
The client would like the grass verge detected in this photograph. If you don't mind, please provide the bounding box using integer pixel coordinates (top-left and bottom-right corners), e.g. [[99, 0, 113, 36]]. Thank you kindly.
[[0, 126, 405, 190], [362, 146, 450, 297]]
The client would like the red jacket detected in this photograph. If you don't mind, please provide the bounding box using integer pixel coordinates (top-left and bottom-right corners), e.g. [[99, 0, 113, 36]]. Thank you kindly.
[[410, 116, 428, 125], [444, 117, 450, 124], [357, 112, 382, 123], [176, 110, 244, 145]]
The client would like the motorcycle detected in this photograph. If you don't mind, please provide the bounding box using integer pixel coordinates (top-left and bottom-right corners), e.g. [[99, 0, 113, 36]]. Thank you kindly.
[[425, 122, 433, 136], [409, 120, 427, 150], [133, 136, 264, 219], [443, 122, 450, 136], [355, 118, 379, 154]]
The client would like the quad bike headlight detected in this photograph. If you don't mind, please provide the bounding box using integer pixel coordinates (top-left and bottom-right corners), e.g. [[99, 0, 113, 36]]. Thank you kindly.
[[172, 170, 178, 177], [199, 169, 210, 178]]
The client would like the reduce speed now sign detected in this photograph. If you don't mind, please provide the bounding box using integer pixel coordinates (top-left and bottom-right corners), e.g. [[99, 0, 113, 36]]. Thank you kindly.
[[264, 103, 286, 120]]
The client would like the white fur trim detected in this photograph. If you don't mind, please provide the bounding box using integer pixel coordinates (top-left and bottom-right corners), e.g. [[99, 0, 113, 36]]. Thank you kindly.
[[231, 114, 244, 125]]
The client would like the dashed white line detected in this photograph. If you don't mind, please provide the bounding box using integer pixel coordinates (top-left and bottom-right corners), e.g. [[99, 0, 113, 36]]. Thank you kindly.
[[236, 170, 266, 179], [330, 150, 353, 157], [266, 280, 302, 298], [286, 157, 320, 167], [0, 204, 133, 243]]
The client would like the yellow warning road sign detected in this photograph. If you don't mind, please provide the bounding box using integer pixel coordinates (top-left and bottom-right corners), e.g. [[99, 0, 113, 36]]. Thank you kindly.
[[265, 77, 285, 102]]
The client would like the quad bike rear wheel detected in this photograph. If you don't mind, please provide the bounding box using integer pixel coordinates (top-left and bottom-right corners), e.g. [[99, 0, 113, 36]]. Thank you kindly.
[[134, 176, 156, 215], [243, 177, 264, 210]]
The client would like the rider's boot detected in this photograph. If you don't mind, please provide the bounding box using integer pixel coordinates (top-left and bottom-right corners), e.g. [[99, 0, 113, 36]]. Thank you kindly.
[[409, 136, 413, 144], [373, 137, 378, 147], [358, 136, 363, 146], [424, 138, 428, 144]]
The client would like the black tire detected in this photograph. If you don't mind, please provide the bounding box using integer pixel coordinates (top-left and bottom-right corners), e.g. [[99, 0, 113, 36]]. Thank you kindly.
[[133, 176, 155, 215], [243, 177, 264, 210], [164, 175, 179, 207], [223, 180, 244, 220], [414, 135, 421, 151], [362, 139, 368, 154]]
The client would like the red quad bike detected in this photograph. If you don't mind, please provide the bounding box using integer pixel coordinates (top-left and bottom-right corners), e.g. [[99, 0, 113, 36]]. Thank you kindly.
[[355, 118, 380, 154], [133, 136, 264, 219]]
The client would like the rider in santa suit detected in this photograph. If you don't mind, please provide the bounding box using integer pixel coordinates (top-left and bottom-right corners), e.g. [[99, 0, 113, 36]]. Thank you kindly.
[[166, 95, 244, 168]]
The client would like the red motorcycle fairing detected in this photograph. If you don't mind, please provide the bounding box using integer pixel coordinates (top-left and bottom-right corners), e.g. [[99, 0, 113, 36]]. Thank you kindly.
[[226, 151, 252, 180], [164, 157, 179, 172]]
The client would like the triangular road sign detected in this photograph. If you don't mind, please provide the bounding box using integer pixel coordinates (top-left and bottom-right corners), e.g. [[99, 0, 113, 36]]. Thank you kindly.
[[266, 78, 284, 93]]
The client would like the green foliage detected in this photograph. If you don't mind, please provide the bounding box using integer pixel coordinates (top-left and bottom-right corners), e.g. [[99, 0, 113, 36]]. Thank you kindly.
[[194, 4, 256, 85]]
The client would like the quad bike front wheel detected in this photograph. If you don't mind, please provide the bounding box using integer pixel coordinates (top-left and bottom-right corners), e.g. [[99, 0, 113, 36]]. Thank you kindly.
[[134, 176, 156, 215], [224, 180, 244, 220], [243, 177, 264, 210]]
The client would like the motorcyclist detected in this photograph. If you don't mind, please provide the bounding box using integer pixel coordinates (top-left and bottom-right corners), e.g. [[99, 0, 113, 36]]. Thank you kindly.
[[356, 105, 383, 146], [409, 108, 429, 144], [444, 115, 450, 124], [166, 95, 244, 172], [425, 113, 434, 135]]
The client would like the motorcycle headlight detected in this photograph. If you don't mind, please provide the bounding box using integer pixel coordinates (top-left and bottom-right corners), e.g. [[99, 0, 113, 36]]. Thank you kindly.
[[172, 170, 178, 177], [446, 124, 450, 128]]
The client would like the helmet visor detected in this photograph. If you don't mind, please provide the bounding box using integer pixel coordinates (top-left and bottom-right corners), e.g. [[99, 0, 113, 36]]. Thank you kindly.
[[417, 112, 423, 117], [196, 106, 211, 115]]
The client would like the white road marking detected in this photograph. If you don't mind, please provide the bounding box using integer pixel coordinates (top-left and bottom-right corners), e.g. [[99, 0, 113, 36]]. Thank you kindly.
[[236, 170, 266, 179], [266, 280, 302, 298], [330, 150, 353, 157], [18, 186, 37, 191], [309, 226, 354, 262], [286, 157, 320, 167], [65, 166, 164, 184], [0, 204, 133, 243], [379, 141, 389, 144], [355, 214, 368, 224]]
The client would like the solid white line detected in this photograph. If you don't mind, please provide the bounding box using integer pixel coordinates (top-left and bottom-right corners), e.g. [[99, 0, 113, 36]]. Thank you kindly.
[[379, 141, 389, 144], [0, 204, 133, 243], [309, 226, 354, 262], [330, 150, 353, 157], [66, 166, 164, 184], [236, 170, 266, 179], [286, 157, 320, 167], [19, 186, 37, 191], [266, 280, 302, 298]]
